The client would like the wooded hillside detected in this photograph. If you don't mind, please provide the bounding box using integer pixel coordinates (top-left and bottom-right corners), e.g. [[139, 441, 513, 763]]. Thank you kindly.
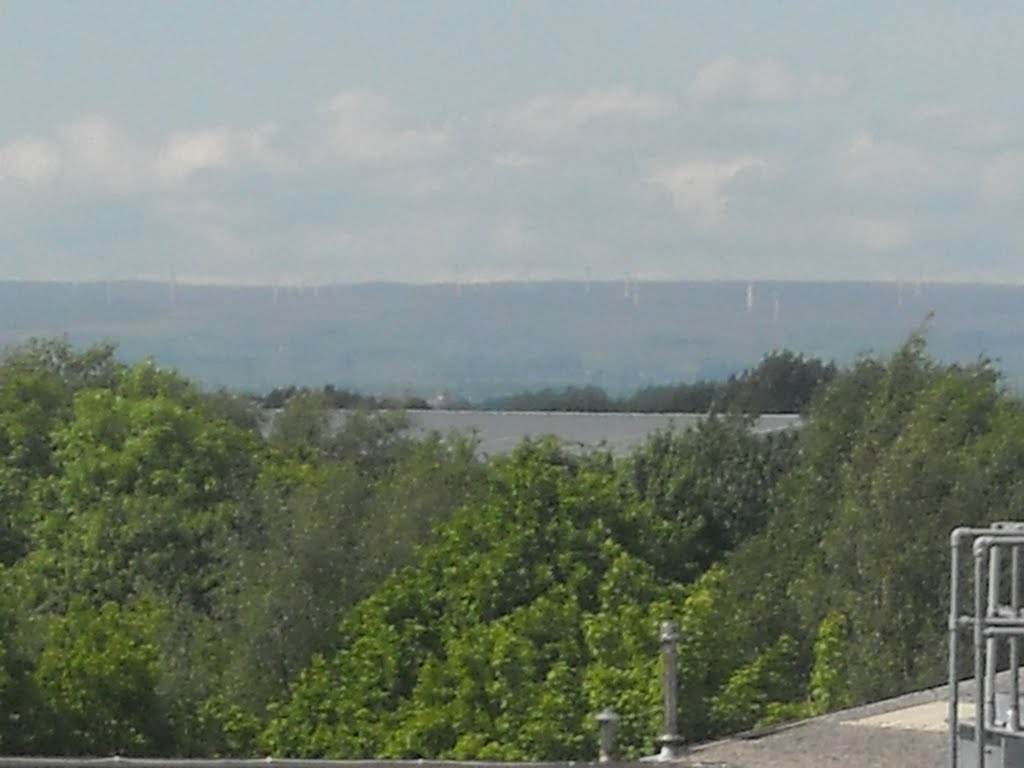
[[0, 337, 1009, 757]]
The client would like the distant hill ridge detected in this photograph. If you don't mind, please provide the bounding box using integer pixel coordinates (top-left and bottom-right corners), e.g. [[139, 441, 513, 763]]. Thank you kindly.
[[1, 279, 1021, 398]]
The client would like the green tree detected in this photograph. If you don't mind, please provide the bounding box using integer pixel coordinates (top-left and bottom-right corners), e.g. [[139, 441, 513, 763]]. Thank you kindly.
[[623, 417, 796, 583], [19, 363, 261, 612], [262, 441, 628, 758], [33, 599, 172, 755]]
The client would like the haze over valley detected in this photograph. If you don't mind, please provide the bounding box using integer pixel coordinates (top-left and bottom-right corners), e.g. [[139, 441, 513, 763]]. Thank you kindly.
[[2, 278, 1020, 399]]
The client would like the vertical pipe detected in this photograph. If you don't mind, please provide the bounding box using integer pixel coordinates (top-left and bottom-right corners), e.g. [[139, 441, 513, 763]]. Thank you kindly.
[[661, 621, 679, 742], [657, 620, 684, 760], [596, 708, 619, 763], [976, 545, 987, 768], [1011, 545, 1021, 732], [987, 546, 1001, 727], [949, 530, 961, 768]]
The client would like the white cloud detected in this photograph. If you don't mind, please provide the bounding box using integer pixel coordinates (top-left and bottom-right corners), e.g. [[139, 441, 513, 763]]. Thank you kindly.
[[494, 151, 537, 169], [1, 115, 289, 193], [494, 216, 532, 253], [840, 215, 913, 251], [61, 114, 142, 191], [370, 168, 446, 198], [1, 83, 1015, 285], [906, 101, 957, 123], [156, 130, 236, 185], [981, 151, 1024, 205], [154, 125, 281, 185], [490, 87, 673, 143], [649, 156, 769, 225], [839, 132, 936, 187], [0, 138, 61, 185], [904, 102, 1011, 147], [691, 57, 845, 104], [324, 90, 448, 164], [967, 118, 1011, 147]]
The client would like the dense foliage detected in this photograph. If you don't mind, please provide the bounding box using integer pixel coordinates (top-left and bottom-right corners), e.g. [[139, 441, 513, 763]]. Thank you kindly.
[[263, 350, 834, 414], [0, 336, 1012, 758]]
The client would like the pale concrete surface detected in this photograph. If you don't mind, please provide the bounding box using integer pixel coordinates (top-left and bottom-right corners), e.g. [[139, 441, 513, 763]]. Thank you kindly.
[[685, 685, 954, 768], [683, 669, 1024, 767], [686, 721, 945, 768], [845, 700, 973, 733]]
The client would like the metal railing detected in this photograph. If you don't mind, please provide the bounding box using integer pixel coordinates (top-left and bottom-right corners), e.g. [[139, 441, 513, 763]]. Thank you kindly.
[[949, 522, 1024, 768]]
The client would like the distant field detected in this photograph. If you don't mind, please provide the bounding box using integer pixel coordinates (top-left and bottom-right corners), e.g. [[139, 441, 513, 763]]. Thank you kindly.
[[1, 279, 1021, 399]]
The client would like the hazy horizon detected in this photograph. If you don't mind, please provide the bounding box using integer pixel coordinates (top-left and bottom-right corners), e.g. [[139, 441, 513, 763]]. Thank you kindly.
[[5, 276, 1024, 289], [1, 280, 1019, 397]]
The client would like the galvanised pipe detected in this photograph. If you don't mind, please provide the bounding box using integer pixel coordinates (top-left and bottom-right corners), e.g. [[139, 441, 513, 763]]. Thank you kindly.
[[950, 528, 963, 768], [987, 545, 1002, 728], [656, 620, 685, 760], [948, 527, 1024, 767], [976, 539, 987, 768], [1012, 545, 1021, 732]]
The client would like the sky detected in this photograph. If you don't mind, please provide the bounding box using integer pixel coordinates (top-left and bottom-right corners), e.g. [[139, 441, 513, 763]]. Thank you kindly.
[[1, 1, 1023, 285]]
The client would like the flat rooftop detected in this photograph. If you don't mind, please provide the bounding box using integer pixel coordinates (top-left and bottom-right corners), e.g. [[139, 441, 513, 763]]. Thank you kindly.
[[325, 410, 803, 457], [685, 684, 961, 768]]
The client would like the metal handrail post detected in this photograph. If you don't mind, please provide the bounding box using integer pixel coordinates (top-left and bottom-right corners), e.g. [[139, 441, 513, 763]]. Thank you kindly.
[[950, 528, 964, 768], [1012, 545, 1021, 732], [987, 544, 1002, 728], [976, 539, 987, 768]]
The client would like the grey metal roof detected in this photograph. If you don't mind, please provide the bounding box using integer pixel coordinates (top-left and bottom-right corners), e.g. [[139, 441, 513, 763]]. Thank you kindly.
[[315, 410, 804, 457]]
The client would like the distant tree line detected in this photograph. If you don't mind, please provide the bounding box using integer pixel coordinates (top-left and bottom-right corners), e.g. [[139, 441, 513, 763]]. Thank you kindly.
[[261, 384, 431, 410], [486, 350, 837, 413], [261, 350, 836, 414]]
